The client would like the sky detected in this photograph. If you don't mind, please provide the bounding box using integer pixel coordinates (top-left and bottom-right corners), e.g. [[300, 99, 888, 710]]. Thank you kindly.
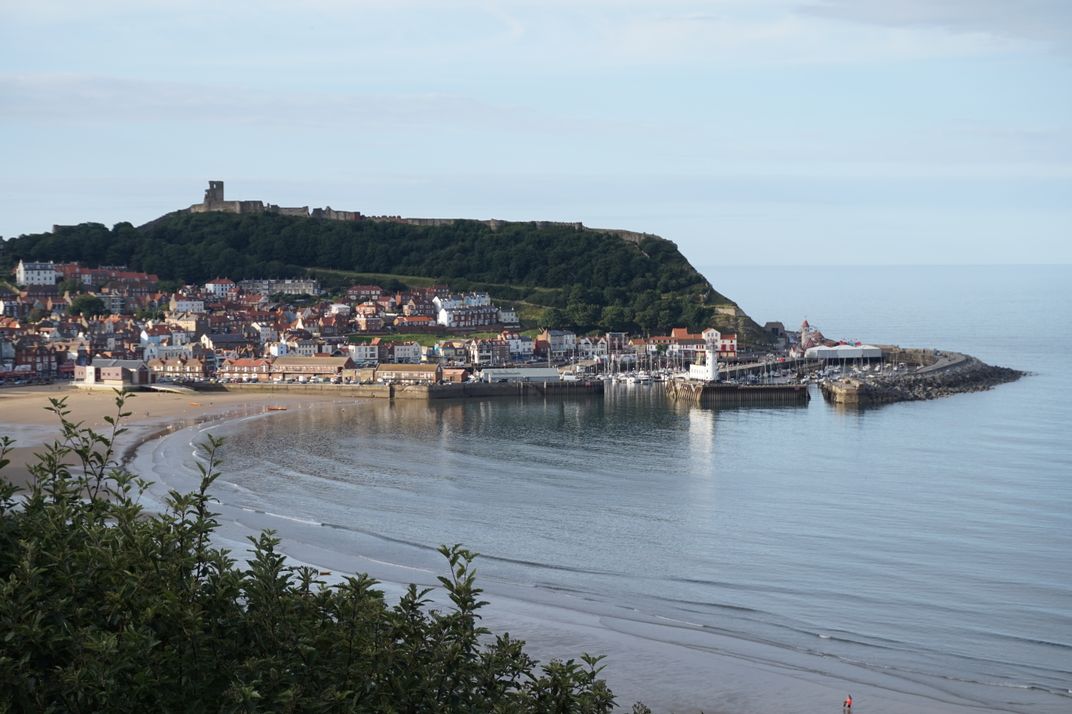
[[1, 0, 1069, 265]]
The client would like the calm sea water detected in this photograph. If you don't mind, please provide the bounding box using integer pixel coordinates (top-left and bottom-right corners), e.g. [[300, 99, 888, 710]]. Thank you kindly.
[[144, 266, 1071, 713]]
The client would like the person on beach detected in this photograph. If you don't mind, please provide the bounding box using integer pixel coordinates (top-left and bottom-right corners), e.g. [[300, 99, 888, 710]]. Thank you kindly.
[[843, 693, 853, 711]]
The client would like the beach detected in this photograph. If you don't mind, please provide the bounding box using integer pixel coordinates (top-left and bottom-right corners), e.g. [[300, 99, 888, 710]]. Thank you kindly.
[[0, 385, 347, 489]]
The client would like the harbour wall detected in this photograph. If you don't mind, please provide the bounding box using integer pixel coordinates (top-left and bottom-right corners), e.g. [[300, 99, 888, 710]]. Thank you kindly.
[[222, 381, 604, 401], [665, 380, 810, 407], [820, 351, 1022, 406]]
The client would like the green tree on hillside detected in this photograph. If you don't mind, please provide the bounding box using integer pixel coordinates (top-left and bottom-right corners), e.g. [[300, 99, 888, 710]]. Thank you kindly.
[[68, 293, 107, 317], [0, 210, 771, 339]]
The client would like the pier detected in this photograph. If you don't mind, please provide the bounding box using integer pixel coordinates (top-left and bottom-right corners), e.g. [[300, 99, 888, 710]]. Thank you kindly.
[[665, 380, 810, 406], [819, 350, 1022, 406]]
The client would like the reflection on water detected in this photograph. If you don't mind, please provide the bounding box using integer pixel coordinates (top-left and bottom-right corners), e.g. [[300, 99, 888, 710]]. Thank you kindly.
[[202, 374, 1072, 712]]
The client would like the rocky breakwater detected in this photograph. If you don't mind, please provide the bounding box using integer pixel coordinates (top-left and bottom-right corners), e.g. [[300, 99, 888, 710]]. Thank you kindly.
[[820, 350, 1024, 406]]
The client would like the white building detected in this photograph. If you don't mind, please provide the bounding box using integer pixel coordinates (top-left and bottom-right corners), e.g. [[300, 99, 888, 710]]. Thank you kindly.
[[433, 292, 493, 311], [433, 292, 501, 328], [16, 260, 58, 287], [288, 338, 319, 357], [347, 343, 379, 365], [700, 328, 738, 359], [436, 305, 500, 328], [204, 278, 235, 297], [502, 333, 535, 360], [238, 278, 320, 296], [390, 341, 422, 364], [805, 344, 883, 362], [479, 367, 561, 382], [142, 342, 193, 361], [169, 296, 205, 313], [249, 322, 278, 343], [539, 329, 577, 360], [576, 336, 609, 359], [689, 347, 720, 382]]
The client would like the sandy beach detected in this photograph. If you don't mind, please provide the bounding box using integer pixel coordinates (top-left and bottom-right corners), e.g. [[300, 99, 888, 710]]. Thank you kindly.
[[0, 385, 347, 489]]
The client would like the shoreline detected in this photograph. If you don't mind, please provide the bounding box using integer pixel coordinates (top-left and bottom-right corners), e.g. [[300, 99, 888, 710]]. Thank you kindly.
[[1, 385, 1057, 713], [125, 418, 1002, 714], [0, 386, 347, 489]]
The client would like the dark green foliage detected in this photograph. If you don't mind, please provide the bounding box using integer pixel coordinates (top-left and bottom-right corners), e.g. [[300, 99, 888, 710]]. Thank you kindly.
[[0, 396, 620, 712], [1, 211, 735, 332], [67, 294, 107, 317], [57, 278, 85, 295]]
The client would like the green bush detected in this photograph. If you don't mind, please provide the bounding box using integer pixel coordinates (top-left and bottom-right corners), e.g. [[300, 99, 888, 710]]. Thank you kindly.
[[0, 395, 623, 712]]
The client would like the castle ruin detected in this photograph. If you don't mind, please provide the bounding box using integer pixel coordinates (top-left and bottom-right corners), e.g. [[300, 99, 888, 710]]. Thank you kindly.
[[189, 180, 312, 218], [185, 180, 594, 233]]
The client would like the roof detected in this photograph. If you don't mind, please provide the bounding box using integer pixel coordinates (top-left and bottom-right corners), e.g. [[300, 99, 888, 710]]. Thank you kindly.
[[204, 333, 250, 344], [222, 357, 272, 367], [272, 355, 353, 366], [670, 327, 699, 340], [92, 359, 148, 369]]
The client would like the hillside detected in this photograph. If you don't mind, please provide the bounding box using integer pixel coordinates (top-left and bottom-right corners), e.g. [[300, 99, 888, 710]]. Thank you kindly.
[[2, 211, 768, 340]]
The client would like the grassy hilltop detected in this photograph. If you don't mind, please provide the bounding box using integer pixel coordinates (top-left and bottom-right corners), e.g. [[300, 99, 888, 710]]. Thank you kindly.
[[2, 211, 767, 339]]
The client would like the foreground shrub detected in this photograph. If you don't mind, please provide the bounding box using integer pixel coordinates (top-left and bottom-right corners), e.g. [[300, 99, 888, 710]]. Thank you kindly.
[[0, 395, 618, 712]]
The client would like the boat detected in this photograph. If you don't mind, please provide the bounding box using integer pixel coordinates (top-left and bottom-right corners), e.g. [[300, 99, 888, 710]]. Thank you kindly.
[[267, 405, 288, 411]]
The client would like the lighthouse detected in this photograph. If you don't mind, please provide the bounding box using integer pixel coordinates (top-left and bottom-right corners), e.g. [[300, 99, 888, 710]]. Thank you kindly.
[[688, 334, 720, 382]]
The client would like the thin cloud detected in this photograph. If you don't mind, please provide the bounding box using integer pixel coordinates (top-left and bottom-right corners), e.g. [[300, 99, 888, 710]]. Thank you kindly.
[[0, 74, 576, 132], [802, 0, 1072, 53]]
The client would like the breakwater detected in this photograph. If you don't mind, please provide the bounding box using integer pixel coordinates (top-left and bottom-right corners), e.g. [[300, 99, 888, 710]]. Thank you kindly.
[[820, 350, 1023, 406], [222, 380, 604, 400], [665, 380, 810, 406]]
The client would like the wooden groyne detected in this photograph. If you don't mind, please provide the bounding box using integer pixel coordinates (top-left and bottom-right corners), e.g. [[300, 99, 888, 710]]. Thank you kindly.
[[665, 380, 810, 407]]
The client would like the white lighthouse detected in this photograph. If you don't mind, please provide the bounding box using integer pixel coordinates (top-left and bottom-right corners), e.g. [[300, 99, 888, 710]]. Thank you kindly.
[[688, 335, 720, 382]]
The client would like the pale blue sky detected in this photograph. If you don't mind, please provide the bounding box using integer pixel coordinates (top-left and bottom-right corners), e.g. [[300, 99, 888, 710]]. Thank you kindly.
[[1, 0, 1069, 265]]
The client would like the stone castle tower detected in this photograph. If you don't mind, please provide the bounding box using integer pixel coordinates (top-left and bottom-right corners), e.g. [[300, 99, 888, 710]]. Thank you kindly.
[[204, 180, 225, 205]]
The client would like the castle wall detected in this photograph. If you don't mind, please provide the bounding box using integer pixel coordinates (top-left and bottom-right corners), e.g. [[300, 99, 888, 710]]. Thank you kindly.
[[189, 200, 266, 215], [311, 207, 363, 221], [183, 182, 624, 242], [269, 205, 310, 218]]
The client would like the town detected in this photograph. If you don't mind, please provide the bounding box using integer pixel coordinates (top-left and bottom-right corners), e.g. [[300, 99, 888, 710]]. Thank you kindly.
[[2, 259, 764, 390]]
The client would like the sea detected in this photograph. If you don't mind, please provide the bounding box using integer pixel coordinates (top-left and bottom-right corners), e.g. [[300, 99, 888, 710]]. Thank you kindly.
[[135, 265, 1071, 713]]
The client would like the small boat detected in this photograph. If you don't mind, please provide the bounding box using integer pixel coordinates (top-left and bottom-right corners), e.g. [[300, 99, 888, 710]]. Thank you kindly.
[[267, 405, 288, 411]]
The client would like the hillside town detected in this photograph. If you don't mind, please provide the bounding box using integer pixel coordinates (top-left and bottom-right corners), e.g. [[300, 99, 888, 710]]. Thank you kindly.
[[2, 260, 756, 389]]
